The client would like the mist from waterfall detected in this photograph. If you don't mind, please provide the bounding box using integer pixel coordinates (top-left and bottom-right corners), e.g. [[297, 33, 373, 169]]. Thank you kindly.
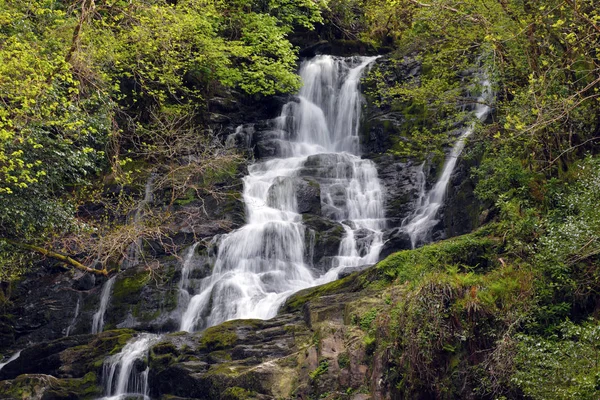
[[180, 55, 384, 332]]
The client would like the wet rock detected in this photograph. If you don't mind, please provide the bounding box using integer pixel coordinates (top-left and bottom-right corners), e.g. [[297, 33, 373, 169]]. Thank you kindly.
[[438, 153, 487, 239], [267, 176, 321, 215], [303, 215, 345, 268], [103, 266, 180, 332], [380, 227, 413, 259], [73, 272, 95, 291], [361, 56, 421, 155], [295, 179, 321, 215], [371, 155, 424, 228], [5, 270, 84, 350]]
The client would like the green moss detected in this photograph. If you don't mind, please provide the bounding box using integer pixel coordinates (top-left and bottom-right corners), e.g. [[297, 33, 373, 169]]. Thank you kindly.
[[363, 335, 376, 355], [375, 230, 498, 285], [205, 361, 250, 377], [221, 386, 258, 400], [283, 272, 365, 312], [0, 372, 101, 400], [111, 271, 150, 302], [173, 188, 198, 206], [60, 372, 101, 398], [198, 320, 258, 351], [209, 350, 233, 362], [309, 359, 329, 380]]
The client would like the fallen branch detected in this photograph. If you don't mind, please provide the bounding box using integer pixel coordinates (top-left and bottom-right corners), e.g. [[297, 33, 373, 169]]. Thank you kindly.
[[2, 239, 108, 276], [408, 0, 482, 23]]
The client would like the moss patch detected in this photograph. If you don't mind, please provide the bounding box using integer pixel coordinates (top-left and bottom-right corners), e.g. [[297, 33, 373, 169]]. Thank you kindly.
[[111, 270, 150, 302], [222, 386, 258, 400], [375, 230, 499, 285]]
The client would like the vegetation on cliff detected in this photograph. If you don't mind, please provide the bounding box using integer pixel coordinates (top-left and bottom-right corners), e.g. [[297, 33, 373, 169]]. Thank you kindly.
[[0, 0, 599, 398], [0, 0, 322, 278], [321, 0, 600, 398]]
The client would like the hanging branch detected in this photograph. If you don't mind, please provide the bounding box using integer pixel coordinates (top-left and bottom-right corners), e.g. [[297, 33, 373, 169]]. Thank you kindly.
[[66, 0, 96, 64], [407, 0, 482, 23], [2, 239, 109, 276]]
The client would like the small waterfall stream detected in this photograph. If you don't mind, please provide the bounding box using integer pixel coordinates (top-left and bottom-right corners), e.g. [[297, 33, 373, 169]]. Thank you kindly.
[[180, 55, 384, 332], [402, 78, 492, 248], [177, 242, 200, 313], [122, 174, 156, 269], [65, 293, 81, 337], [91, 276, 116, 334], [101, 334, 159, 400], [0, 350, 21, 372]]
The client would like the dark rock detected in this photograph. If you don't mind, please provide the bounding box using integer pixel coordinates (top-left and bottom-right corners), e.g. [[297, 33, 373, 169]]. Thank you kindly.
[[438, 150, 489, 240], [298, 40, 381, 58], [380, 227, 413, 259], [103, 265, 180, 332], [267, 177, 321, 215], [296, 179, 321, 215], [303, 215, 345, 269], [255, 139, 286, 159], [73, 272, 95, 291], [6, 271, 85, 350], [372, 155, 424, 227], [360, 56, 422, 155], [225, 124, 255, 150]]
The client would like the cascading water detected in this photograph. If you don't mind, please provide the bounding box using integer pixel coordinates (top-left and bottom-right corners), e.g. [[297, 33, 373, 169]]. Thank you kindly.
[[0, 350, 21, 372], [178, 242, 200, 312], [65, 293, 81, 337], [180, 55, 384, 332], [402, 78, 492, 248], [122, 174, 156, 269], [101, 334, 158, 400], [92, 276, 116, 334]]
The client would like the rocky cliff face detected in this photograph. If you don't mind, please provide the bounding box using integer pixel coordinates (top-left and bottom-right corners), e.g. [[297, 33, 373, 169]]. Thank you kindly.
[[0, 47, 489, 399]]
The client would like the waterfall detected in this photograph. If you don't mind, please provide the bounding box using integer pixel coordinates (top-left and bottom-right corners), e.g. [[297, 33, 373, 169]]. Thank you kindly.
[[65, 294, 81, 337], [0, 350, 21, 372], [122, 174, 155, 269], [402, 78, 492, 248], [101, 334, 158, 400], [178, 242, 200, 312], [92, 276, 116, 334], [180, 55, 384, 332]]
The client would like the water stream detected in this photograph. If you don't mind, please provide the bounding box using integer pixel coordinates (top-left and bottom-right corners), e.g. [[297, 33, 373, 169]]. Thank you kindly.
[[65, 293, 81, 337], [180, 55, 384, 332], [91, 276, 116, 334], [101, 334, 158, 400], [402, 78, 492, 248], [122, 174, 156, 269], [0, 350, 21, 372]]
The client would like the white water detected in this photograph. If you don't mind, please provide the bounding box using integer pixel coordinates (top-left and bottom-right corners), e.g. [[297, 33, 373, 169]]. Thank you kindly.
[[92, 276, 116, 334], [65, 294, 81, 337], [101, 334, 159, 400], [178, 242, 200, 311], [123, 174, 155, 269], [0, 350, 21, 372], [180, 55, 384, 332], [402, 78, 492, 248]]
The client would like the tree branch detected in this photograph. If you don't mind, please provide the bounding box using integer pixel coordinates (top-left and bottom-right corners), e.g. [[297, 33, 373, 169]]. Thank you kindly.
[[408, 0, 481, 23], [3, 239, 108, 276]]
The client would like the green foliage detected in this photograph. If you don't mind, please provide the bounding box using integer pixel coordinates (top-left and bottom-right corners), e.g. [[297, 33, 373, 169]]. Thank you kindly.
[[376, 231, 498, 284], [359, 308, 378, 332], [387, 257, 534, 398], [0, 0, 322, 278], [513, 319, 600, 400]]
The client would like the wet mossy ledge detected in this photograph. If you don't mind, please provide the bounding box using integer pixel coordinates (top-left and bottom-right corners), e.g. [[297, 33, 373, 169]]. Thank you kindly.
[[0, 230, 534, 399]]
